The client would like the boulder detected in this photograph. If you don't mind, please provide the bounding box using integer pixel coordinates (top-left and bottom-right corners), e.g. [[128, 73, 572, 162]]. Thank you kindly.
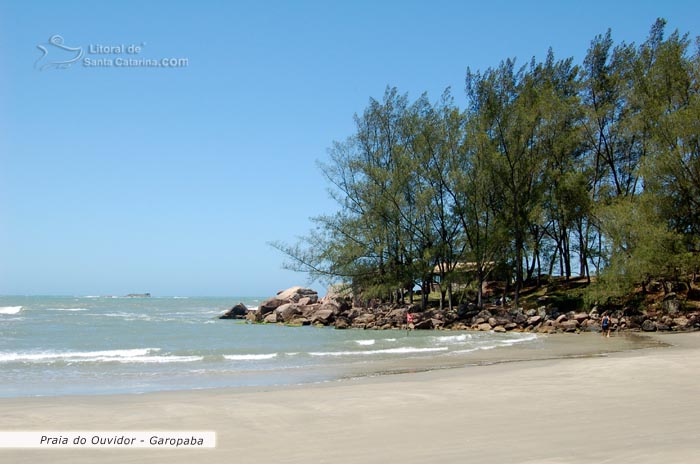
[[263, 313, 278, 324], [311, 309, 335, 325], [354, 313, 376, 325], [477, 323, 492, 331], [300, 304, 321, 318], [298, 297, 313, 306], [387, 308, 408, 322], [319, 302, 341, 315], [289, 317, 310, 326], [527, 315, 542, 326], [334, 318, 350, 330], [642, 319, 657, 332], [585, 321, 602, 332], [573, 313, 589, 323], [493, 325, 506, 333], [558, 320, 579, 332], [258, 298, 286, 319], [275, 303, 301, 323], [662, 298, 681, 315], [505, 322, 518, 331], [555, 314, 568, 324], [537, 325, 556, 334], [673, 316, 690, 329], [414, 319, 434, 330], [219, 303, 248, 319], [276, 286, 318, 303]]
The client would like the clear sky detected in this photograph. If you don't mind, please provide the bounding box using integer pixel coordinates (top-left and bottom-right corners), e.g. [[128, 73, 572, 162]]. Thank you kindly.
[[1, 0, 698, 297]]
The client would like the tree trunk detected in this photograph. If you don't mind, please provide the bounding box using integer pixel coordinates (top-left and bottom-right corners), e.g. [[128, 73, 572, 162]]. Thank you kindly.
[[514, 232, 522, 308], [477, 270, 484, 308]]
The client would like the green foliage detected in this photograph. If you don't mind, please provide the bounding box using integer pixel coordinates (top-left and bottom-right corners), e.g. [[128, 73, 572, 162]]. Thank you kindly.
[[273, 19, 700, 308], [596, 195, 686, 294]]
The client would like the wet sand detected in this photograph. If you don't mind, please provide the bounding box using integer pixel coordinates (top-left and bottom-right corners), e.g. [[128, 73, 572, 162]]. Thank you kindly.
[[1, 332, 699, 463]]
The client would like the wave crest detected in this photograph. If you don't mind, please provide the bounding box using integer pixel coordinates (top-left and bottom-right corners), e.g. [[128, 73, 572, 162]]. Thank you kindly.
[[310, 347, 449, 357], [224, 353, 278, 361], [0, 306, 22, 315]]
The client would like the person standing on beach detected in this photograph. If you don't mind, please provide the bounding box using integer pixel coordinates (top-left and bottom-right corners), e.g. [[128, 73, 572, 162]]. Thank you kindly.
[[406, 312, 414, 335], [601, 313, 611, 338]]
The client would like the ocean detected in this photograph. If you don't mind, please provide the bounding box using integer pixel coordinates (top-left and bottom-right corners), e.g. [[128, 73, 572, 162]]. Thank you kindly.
[[0, 296, 540, 397]]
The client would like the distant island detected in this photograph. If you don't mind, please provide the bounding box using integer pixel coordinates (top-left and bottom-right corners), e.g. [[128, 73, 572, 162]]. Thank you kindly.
[[124, 293, 151, 298]]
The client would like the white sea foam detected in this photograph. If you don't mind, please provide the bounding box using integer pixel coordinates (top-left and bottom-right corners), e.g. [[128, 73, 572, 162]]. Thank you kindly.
[[355, 339, 376, 346], [0, 348, 160, 363], [96, 312, 151, 320], [436, 334, 469, 343], [383, 338, 397, 342], [451, 337, 536, 355], [0, 306, 22, 315], [499, 334, 538, 345], [224, 353, 278, 361], [451, 345, 498, 355], [309, 347, 449, 357], [45, 308, 89, 312], [450, 347, 479, 355], [85, 355, 202, 363]]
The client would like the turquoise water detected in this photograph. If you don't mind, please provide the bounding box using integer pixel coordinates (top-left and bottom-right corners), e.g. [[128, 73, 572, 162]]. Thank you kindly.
[[0, 296, 538, 397]]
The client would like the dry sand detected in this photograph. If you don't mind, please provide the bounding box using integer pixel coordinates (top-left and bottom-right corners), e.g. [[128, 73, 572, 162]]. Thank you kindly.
[[2, 332, 699, 464]]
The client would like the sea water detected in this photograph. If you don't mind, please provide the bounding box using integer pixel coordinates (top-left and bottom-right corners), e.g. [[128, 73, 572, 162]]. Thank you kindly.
[[0, 296, 539, 397]]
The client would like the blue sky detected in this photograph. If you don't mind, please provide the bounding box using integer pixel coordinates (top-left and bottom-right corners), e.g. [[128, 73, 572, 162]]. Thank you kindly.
[[1, 1, 698, 296]]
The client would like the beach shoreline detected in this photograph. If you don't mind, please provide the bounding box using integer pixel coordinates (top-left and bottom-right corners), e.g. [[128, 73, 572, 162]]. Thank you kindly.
[[1, 331, 699, 463]]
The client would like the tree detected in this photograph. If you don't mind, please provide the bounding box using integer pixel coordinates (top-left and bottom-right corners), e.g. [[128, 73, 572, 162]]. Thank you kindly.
[[466, 58, 550, 307]]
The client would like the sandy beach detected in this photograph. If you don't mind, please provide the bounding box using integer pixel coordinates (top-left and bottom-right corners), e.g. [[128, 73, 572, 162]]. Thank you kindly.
[[1, 332, 699, 464]]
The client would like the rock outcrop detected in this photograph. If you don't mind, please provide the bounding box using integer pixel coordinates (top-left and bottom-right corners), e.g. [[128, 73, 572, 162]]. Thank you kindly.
[[219, 303, 249, 319], [238, 285, 700, 334]]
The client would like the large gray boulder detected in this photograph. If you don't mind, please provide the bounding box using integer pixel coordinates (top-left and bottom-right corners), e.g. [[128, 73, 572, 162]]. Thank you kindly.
[[276, 286, 318, 303], [219, 303, 248, 319], [274, 303, 302, 323], [254, 286, 319, 322], [642, 319, 657, 332], [558, 320, 579, 332], [311, 308, 335, 325]]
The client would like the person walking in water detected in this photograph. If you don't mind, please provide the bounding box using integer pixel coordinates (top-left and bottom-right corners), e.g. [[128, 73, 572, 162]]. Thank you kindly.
[[601, 313, 611, 338]]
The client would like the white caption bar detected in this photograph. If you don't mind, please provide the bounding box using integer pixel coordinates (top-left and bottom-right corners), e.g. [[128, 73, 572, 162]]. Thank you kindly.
[[0, 431, 216, 448]]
